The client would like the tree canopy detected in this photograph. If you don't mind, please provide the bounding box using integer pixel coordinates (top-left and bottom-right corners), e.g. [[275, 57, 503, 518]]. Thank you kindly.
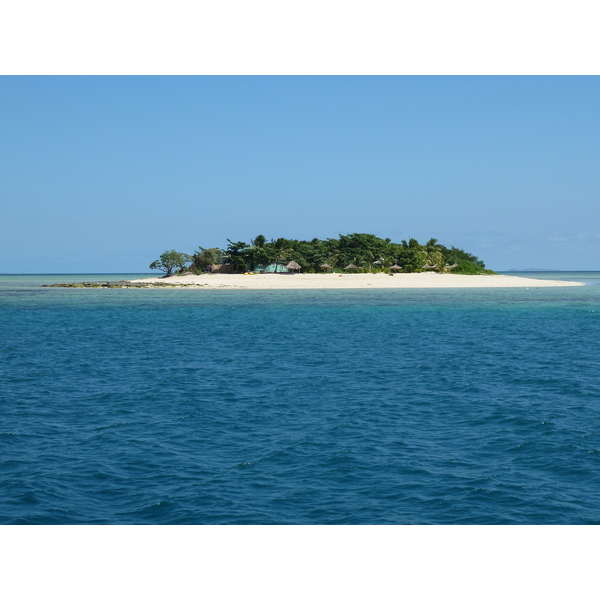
[[149, 250, 193, 276], [150, 234, 495, 275], [191, 247, 222, 271]]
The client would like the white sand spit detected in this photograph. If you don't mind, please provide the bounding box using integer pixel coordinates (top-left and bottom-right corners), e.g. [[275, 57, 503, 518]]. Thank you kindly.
[[129, 272, 583, 289]]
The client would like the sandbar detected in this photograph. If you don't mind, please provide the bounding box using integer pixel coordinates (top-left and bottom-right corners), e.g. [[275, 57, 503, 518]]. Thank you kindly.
[[129, 272, 583, 289]]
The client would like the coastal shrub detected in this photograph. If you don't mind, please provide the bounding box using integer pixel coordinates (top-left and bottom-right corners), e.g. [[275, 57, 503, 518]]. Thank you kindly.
[[441, 245, 485, 268], [450, 260, 494, 275]]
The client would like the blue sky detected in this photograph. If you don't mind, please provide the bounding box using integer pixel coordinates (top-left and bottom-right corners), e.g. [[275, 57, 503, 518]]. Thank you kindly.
[[1, 76, 599, 272]]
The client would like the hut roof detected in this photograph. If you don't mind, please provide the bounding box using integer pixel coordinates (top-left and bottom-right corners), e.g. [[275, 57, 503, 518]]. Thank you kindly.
[[286, 261, 301, 271], [320, 263, 331, 269], [390, 264, 403, 270], [345, 263, 357, 269], [422, 264, 437, 270]]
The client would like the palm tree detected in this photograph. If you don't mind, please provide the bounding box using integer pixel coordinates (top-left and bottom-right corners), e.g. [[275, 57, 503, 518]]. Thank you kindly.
[[400, 238, 427, 272], [326, 251, 340, 271], [424, 238, 445, 271], [373, 255, 393, 272], [251, 234, 267, 248], [271, 238, 292, 272]]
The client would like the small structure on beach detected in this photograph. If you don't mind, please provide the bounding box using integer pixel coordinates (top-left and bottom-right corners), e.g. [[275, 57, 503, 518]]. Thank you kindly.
[[345, 263, 358, 271], [210, 263, 235, 273], [286, 261, 301, 273], [252, 263, 289, 273], [390, 264, 403, 271], [320, 263, 332, 271]]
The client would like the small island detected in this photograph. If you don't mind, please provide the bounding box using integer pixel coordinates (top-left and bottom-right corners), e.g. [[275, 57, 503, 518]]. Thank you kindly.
[[45, 233, 583, 289], [148, 233, 496, 277]]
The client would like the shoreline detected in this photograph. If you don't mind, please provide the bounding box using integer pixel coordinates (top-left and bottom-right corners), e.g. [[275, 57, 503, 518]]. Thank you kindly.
[[125, 272, 584, 289]]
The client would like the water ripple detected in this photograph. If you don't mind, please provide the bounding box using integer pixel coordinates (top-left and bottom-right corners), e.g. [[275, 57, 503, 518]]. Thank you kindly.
[[2, 284, 600, 523]]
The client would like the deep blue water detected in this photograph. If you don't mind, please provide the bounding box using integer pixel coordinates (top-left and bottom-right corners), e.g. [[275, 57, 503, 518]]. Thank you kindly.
[[1, 273, 600, 524]]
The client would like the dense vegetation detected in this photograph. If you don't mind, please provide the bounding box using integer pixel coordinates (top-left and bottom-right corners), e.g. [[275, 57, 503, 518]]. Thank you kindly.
[[150, 233, 495, 276]]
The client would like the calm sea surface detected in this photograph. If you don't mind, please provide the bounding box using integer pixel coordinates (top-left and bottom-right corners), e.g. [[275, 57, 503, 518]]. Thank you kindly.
[[1, 272, 600, 524]]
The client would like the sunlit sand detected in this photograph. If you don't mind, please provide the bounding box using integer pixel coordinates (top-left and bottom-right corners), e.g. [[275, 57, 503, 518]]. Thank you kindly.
[[129, 272, 583, 289]]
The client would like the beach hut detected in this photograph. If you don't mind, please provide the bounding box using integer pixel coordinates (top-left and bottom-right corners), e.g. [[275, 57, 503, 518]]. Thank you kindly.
[[320, 263, 331, 271], [422, 264, 437, 270], [286, 260, 301, 273], [345, 263, 358, 271], [390, 264, 403, 271]]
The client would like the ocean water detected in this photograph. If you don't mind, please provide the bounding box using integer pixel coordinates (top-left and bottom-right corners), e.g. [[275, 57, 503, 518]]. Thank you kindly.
[[1, 272, 600, 524]]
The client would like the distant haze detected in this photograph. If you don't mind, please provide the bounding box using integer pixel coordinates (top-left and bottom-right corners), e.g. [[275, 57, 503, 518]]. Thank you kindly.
[[2, 76, 599, 272], [507, 268, 558, 272]]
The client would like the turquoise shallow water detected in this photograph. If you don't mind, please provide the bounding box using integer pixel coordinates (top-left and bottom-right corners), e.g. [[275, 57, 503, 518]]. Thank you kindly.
[[1, 273, 600, 524]]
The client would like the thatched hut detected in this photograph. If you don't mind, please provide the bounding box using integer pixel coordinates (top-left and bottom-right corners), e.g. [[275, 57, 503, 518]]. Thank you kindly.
[[286, 260, 301, 272], [390, 264, 403, 271], [320, 263, 331, 271], [345, 263, 358, 270]]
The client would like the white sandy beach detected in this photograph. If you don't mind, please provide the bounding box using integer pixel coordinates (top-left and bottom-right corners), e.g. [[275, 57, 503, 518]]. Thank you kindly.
[[130, 272, 583, 289]]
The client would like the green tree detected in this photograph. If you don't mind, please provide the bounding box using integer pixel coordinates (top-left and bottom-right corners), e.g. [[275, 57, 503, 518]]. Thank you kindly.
[[424, 238, 445, 271], [242, 245, 271, 271], [191, 247, 223, 272], [397, 238, 427, 272], [238, 235, 271, 271], [224, 240, 249, 273], [337, 233, 390, 270], [441, 245, 485, 268], [149, 250, 193, 277], [270, 237, 292, 272], [251, 234, 267, 248]]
